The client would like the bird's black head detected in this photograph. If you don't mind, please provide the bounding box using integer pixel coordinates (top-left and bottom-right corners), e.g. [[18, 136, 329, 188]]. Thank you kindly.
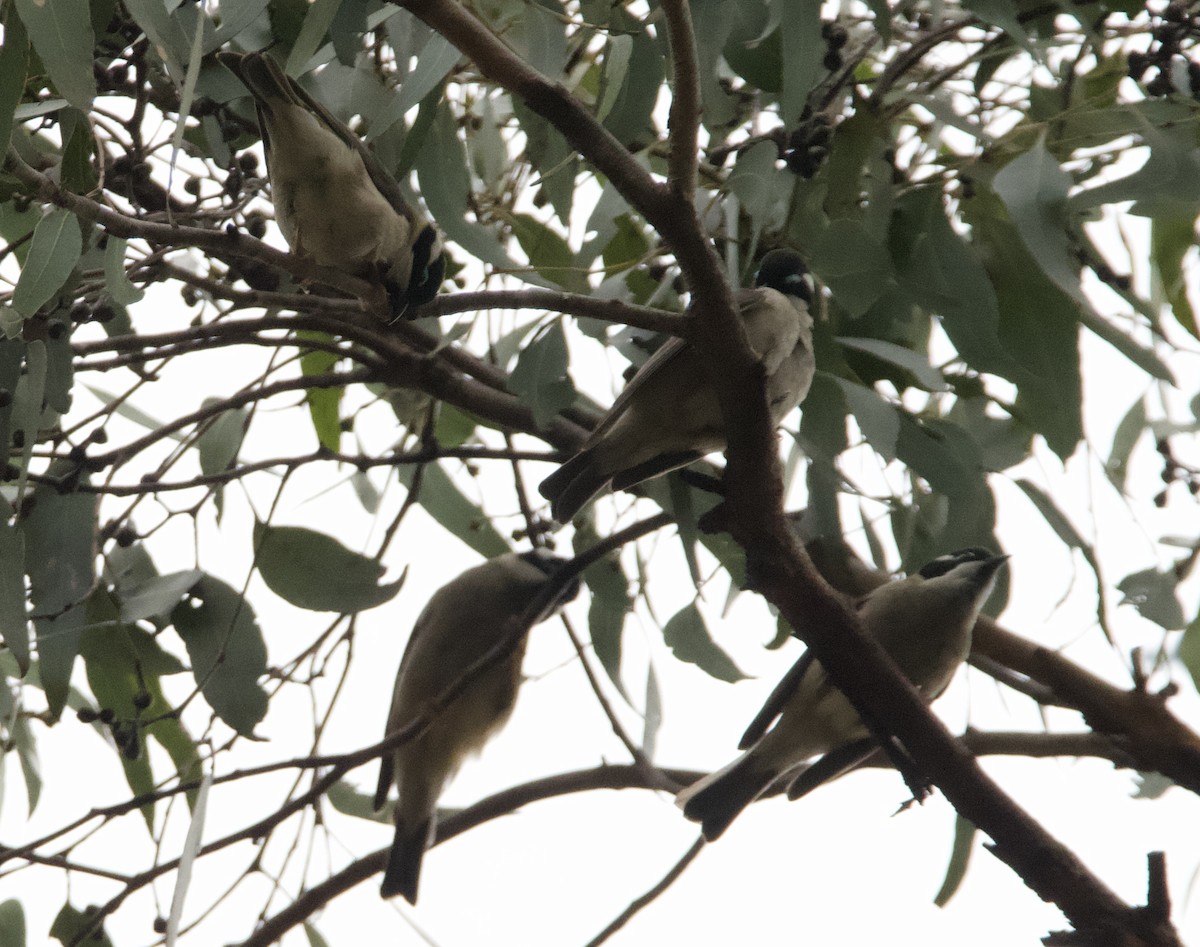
[[918, 546, 1005, 580], [519, 550, 582, 609], [402, 226, 446, 310], [754, 248, 812, 303]]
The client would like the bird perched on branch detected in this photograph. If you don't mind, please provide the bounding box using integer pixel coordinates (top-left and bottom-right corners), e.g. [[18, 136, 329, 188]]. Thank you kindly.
[[538, 248, 815, 523], [677, 547, 1008, 841], [218, 51, 444, 316], [373, 551, 579, 904]]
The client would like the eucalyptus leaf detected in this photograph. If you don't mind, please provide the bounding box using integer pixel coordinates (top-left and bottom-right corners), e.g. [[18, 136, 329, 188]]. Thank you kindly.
[[253, 522, 404, 613], [171, 575, 269, 736], [662, 604, 746, 683], [11, 210, 82, 317]]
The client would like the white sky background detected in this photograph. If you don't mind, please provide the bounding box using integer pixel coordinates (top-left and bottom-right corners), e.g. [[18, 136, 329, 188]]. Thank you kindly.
[[5, 26, 1200, 947]]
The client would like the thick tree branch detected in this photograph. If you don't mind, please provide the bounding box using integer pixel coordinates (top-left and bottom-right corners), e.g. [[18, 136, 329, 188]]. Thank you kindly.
[[660, 0, 701, 198]]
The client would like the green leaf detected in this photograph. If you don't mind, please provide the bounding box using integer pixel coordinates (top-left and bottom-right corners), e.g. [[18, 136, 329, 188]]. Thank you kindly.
[[728, 141, 788, 241], [810, 220, 893, 317], [12, 0, 95, 109], [59, 108, 98, 194], [837, 338, 947, 392], [366, 32, 459, 140], [284, 0, 343, 75], [1178, 613, 1200, 696], [934, 814, 978, 907], [1116, 568, 1185, 631], [298, 332, 342, 452], [326, 779, 391, 823], [11, 709, 40, 815], [834, 377, 900, 461], [0, 516, 29, 674], [396, 462, 511, 559], [967, 194, 1082, 459], [508, 321, 576, 430], [574, 519, 632, 700], [1151, 214, 1198, 340], [0, 899, 25, 947], [119, 569, 204, 624], [662, 604, 746, 683], [642, 662, 662, 761], [171, 575, 269, 736], [50, 903, 113, 947], [993, 136, 1085, 305], [777, 0, 822, 125], [102, 236, 144, 306], [598, 16, 662, 149], [305, 922, 334, 947], [511, 99, 577, 230], [80, 598, 192, 824], [416, 104, 530, 278], [1105, 396, 1146, 493], [11, 209, 82, 317], [511, 214, 588, 292], [1015, 479, 1110, 638], [0, 7, 29, 160], [596, 33, 632, 122], [19, 483, 97, 719], [197, 399, 248, 479], [253, 522, 404, 613]]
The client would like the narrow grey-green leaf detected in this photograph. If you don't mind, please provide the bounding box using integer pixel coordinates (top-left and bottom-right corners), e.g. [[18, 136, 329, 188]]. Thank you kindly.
[[778, 0, 822, 123], [662, 604, 746, 683], [1177, 613, 1200, 697], [171, 575, 268, 736], [415, 102, 526, 275], [1015, 478, 1110, 638], [253, 522, 404, 613], [20, 482, 96, 719], [12, 711, 40, 814], [573, 517, 632, 700], [509, 321, 576, 430], [993, 136, 1085, 305], [11, 210, 82, 317], [934, 814, 978, 907], [396, 462, 511, 559], [0, 7, 29, 160], [1116, 568, 1185, 631], [1105, 396, 1146, 493], [834, 377, 900, 460], [102, 236, 144, 306], [326, 779, 391, 823], [119, 569, 204, 624], [12, 0, 94, 109], [0, 899, 24, 947], [0, 516, 29, 674], [197, 401, 248, 477], [810, 220, 893, 317], [285, 0, 344, 75], [642, 661, 662, 761], [837, 339, 947, 391], [305, 922, 334, 947]]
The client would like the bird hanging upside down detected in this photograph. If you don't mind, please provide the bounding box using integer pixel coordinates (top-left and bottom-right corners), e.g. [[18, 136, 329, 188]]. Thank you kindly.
[[218, 51, 445, 317]]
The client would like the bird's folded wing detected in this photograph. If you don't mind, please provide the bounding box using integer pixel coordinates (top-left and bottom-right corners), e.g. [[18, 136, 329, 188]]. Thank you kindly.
[[738, 648, 816, 749]]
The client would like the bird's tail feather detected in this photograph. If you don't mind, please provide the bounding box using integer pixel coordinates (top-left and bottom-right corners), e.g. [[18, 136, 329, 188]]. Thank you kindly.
[[380, 817, 432, 904], [676, 753, 776, 842], [538, 448, 608, 523]]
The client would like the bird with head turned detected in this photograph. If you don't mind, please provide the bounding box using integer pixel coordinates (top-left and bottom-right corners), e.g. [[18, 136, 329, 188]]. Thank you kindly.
[[677, 547, 1009, 841], [218, 51, 445, 316], [538, 248, 815, 523], [373, 550, 579, 904]]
